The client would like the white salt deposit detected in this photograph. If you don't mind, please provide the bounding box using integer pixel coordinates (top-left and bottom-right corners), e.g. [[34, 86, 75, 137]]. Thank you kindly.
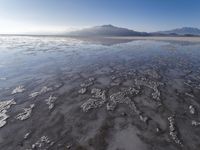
[[16, 104, 35, 120], [12, 85, 25, 94], [189, 105, 195, 115], [45, 95, 57, 110], [168, 116, 182, 146], [24, 132, 31, 139], [0, 99, 16, 128], [78, 88, 87, 94], [31, 135, 52, 149], [81, 88, 107, 112], [29, 86, 52, 98], [192, 120, 200, 126]]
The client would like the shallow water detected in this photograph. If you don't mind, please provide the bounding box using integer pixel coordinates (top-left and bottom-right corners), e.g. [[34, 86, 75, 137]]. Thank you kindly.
[[0, 36, 200, 150]]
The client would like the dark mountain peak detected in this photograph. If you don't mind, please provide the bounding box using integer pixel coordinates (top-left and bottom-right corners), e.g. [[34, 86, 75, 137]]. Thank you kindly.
[[100, 24, 115, 28], [67, 24, 149, 37]]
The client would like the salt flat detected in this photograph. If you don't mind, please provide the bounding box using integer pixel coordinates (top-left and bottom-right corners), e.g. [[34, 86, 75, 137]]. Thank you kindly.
[[0, 36, 200, 150]]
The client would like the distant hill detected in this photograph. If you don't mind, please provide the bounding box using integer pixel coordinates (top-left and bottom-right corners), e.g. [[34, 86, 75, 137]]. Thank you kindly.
[[66, 25, 149, 37], [66, 25, 200, 37], [154, 27, 200, 36]]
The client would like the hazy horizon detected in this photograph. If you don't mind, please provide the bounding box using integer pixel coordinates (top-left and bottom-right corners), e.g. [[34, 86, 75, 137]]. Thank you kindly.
[[0, 0, 200, 34]]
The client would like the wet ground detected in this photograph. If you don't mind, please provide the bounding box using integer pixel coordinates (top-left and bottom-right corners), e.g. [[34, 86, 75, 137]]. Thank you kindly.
[[0, 36, 200, 150]]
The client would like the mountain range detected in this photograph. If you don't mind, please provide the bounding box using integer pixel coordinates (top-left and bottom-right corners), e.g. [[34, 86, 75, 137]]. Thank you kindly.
[[66, 25, 200, 37], [154, 27, 200, 36]]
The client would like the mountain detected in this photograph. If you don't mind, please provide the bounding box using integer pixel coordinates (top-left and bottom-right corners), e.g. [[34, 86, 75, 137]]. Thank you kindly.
[[66, 25, 149, 37], [66, 25, 200, 37], [154, 27, 200, 36]]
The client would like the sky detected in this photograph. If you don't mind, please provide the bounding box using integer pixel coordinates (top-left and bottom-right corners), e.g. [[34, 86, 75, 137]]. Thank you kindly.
[[0, 0, 200, 34]]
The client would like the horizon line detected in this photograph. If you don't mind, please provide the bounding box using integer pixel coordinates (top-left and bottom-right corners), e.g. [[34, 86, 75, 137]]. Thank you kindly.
[[0, 24, 200, 35]]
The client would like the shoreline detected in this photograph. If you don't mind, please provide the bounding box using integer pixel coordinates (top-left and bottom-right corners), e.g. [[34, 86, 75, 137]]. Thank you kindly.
[[105, 36, 200, 42], [1, 35, 200, 44]]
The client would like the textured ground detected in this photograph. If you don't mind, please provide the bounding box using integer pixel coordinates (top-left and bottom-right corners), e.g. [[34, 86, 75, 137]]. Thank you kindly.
[[0, 36, 200, 150]]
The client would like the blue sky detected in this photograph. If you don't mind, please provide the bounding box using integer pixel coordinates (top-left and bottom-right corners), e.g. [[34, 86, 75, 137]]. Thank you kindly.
[[0, 0, 200, 34]]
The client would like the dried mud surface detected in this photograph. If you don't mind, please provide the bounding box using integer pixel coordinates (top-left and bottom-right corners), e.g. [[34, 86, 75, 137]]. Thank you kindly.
[[0, 36, 200, 150]]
